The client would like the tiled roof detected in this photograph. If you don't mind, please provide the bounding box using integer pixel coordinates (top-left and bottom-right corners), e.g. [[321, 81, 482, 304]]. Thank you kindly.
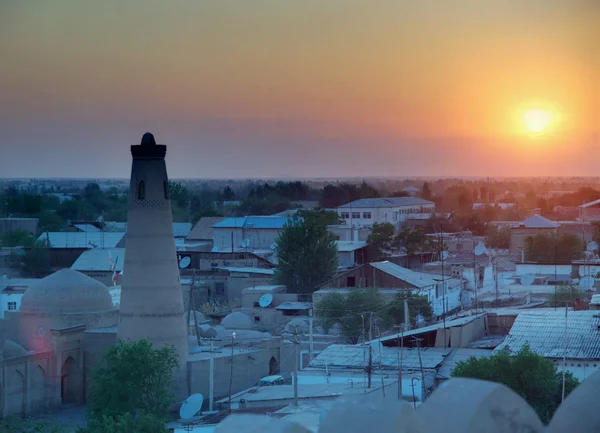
[[370, 261, 437, 288], [494, 310, 600, 359], [213, 216, 292, 229], [338, 197, 434, 208]]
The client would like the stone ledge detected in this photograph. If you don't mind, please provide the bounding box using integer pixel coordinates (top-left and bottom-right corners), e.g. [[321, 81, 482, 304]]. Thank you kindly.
[[214, 370, 600, 433]]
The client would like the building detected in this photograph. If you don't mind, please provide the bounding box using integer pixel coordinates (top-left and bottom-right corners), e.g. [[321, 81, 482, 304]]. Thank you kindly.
[[212, 216, 291, 251], [336, 197, 435, 229], [0, 277, 40, 319], [116, 132, 189, 400], [70, 247, 125, 286], [327, 225, 370, 242], [36, 232, 126, 268], [579, 199, 600, 221], [402, 185, 421, 196], [494, 310, 600, 381], [336, 241, 368, 268], [187, 217, 227, 243]]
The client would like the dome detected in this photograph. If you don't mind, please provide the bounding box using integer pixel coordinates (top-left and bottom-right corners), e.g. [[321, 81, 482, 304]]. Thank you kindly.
[[3, 339, 28, 359], [184, 310, 207, 326], [284, 318, 310, 335], [221, 312, 254, 330], [20, 269, 114, 314]]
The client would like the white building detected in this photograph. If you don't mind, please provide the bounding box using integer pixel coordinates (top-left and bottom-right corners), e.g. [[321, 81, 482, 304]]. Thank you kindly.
[[0, 277, 40, 318], [336, 197, 434, 229]]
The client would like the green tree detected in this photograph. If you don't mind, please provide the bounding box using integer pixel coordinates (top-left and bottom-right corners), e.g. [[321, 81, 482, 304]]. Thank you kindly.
[[86, 339, 179, 423], [451, 343, 579, 423], [10, 239, 51, 277], [484, 225, 510, 249], [316, 290, 389, 344], [0, 418, 66, 433], [367, 222, 395, 261], [295, 209, 341, 227], [81, 412, 167, 433], [421, 182, 433, 200], [525, 233, 583, 263], [1, 229, 35, 247], [387, 292, 433, 327], [274, 218, 338, 294], [394, 228, 429, 259], [549, 284, 585, 307]]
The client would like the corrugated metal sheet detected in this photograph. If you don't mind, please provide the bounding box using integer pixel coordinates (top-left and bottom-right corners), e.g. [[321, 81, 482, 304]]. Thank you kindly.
[[71, 248, 124, 272], [38, 232, 125, 249], [309, 344, 451, 370], [336, 241, 367, 252], [370, 261, 437, 288], [378, 313, 487, 343], [74, 224, 101, 232], [213, 216, 291, 229], [494, 310, 600, 359], [216, 267, 274, 275], [513, 214, 559, 229], [338, 197, 434, 208]]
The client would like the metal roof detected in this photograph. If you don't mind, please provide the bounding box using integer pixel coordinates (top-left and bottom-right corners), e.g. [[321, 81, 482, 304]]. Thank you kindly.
[[494, 310, 600, 359], [579, 199, 600, 209], [275, 302, 311, 311], [71, 248, 124, 272], [370, 261, 437, 288], [591, 294, 600, 305], [74, 224, 101, 232], [378, 313, 487, 344], [38, 232, 125, 249], [309, 344, 451, 370], [336, 241, 368, 252], [513, 214, 559, 229], [212, 216, 292, 229], [172, 222, 193, 238], [338, 197, 434, 209], [216, 267, 274, 275], [187, 217, 225, 240]]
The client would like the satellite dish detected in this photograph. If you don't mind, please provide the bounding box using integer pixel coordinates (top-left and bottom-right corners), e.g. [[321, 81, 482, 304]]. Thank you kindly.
[[588, 241, 599, 252], [179, 393, 204, 420], [241, 239, 250, 248], [179, 256, 191, 269], [580, 276, 596, 290], [521, 274, 535, 286], [474, 243, 487, 256], [441, 250, 449, 260], [259, 293, 273, 308]]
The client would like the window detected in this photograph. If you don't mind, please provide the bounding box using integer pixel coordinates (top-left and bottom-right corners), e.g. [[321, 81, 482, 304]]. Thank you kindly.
[[346, 276, 356, 287], [352, 212, 361, 219], [215, 282, 225, 294], [164, 180, 170, 200], [138, 181, 145, 200], [254, 315, 261, 323], [253, 302, 260, 308], [362, 212, 371, 219], [341, 212, 350, 219], [7, 301, 17, 311]]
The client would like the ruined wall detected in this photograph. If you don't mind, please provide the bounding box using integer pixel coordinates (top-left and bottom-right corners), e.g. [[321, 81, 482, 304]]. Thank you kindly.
[[214, 371, 600, 432]]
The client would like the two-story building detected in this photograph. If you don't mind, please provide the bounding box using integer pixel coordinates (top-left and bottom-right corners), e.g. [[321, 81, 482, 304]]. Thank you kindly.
[[336, 197, 435, 229], [212, 216, 291, 251]]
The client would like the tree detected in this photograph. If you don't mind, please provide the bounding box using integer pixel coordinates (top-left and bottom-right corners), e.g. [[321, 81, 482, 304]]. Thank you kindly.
[[549, 284, 585, 308], [367, 222, 395, 261], [10, 239, 51, 277], [295, 209, 341, 227], [451, 343, 579, 423], [394, 228, 429, 260], [524, 233, 583, 263], [421, 182, 433, 200], [316, 290, 389, 344], [86, 339, 179, 423], [387, 292, 433, 327], [223, 185, 235, 201], [484, 225, 510, 249], [0, 418, 66, 433], [81, 412, 168, 433], [274, 218, 338, 294], [1, 229, 35, 247]]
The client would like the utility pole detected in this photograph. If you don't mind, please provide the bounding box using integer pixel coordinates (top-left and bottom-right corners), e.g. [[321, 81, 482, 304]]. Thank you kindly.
[[397, 327, 404, 401], [494, 258, 499, 308], [308, 308, 314, 362], [228, 332, 236, 414], [561, 302, 568, 402], [367, 312, 373, 388], [440, 225, 446, 348], [414, 337, 426, 402], [293, 336, 299, 406], [209, 340, 214, 411], [367, 343, 373, 389]]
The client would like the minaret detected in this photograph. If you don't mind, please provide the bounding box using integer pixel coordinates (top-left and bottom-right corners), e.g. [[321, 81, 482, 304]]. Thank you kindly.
[[117, 133, 188, 400]]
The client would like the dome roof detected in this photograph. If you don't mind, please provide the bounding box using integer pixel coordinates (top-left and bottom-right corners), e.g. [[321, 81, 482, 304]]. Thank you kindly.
[[221, 312, 254, 330], [3, 339, 28, 359], [20, 268, 114, 314]]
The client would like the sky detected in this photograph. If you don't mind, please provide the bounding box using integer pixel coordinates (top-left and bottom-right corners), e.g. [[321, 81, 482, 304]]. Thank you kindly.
[[0, 0, 598, 179]]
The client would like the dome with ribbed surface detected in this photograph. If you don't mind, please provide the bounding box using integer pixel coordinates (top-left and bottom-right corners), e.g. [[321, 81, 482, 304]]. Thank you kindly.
[[20, 269, 114, 314]]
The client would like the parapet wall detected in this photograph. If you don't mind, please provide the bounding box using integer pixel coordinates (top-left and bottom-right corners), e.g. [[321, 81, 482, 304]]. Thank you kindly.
[[214, 370, 600, 433]]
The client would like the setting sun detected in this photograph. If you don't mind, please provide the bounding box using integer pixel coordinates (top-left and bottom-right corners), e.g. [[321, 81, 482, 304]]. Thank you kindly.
[[523, 109, 553, 134]]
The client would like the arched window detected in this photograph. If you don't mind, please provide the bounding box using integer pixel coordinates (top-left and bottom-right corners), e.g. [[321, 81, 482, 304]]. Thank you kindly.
[[164, 180, 170, 200], [138, 181, 145, 200]]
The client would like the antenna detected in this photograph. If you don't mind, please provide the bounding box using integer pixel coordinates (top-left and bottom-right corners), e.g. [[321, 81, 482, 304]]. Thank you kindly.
[[179, 256, 191, 269], [258, 293, 273, 308], [179, 393, 204, 420], [521, 274, 535, 286]]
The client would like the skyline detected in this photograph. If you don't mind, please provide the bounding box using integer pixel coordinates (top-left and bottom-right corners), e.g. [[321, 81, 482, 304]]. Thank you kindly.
[[1, 0, 598, 179]]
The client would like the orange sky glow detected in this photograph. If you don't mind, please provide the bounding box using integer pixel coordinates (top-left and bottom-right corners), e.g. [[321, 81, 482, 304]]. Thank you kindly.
[[0, 0, 598, 178]]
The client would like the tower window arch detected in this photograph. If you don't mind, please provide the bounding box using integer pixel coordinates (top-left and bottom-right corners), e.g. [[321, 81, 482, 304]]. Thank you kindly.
[[138, 181, 145, 200], [164, 180, 170, 200]]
